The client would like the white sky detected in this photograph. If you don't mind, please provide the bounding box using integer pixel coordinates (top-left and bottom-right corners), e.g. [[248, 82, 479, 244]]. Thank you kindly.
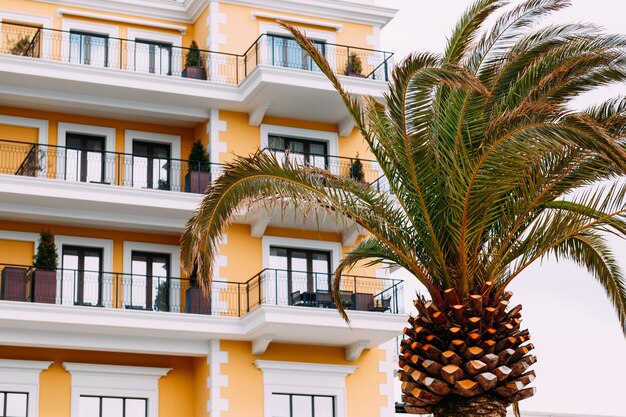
[[376, 1, 626, 415]]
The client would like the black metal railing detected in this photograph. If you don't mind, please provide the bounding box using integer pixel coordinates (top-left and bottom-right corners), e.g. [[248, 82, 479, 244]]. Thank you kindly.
[[0, 22, 393, 84], [0, 139, 224, 194], [242, 34, 393, 81], [245, 268, 403, 314], [0, 264, 403, 316], [264, 148, 382, 184]]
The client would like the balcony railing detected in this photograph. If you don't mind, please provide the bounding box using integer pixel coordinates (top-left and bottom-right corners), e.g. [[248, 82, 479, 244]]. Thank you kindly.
[[0, 139, 391, 195], [264, 148, 382, 184], [0, 264, 403, 316], [0, 139, 224, 194], [0, 22, 393, 84]]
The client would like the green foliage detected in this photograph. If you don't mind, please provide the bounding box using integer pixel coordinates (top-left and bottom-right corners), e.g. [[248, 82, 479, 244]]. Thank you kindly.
[[33, 230, 58, 269], [154, 281, 169, 311], [349, 154, 365, 182], [181, 2, 626, 333], [188, 140, 210, 172], [10, 36, 32, 56], [345, 52, 362, 76], [185, 40, 201, 67]]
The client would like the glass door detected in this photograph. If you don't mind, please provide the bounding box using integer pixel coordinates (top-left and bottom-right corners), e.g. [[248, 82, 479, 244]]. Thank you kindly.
[[268, 136, 328, 169], [269, 247, 331, 305], [65, 133, 105, 183], [268, 34, 325, 71], [69, 31, 109, 67], [62, 246, 103, 306], [134, 39, 172, 75], [129, 251, 170, 311], [132, 141, 171, 190]]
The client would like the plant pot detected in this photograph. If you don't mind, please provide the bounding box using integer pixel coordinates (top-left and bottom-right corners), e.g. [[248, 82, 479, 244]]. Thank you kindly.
[[185, 287, 211, 315], [182, 67, 207, 80], [1, 267, 28, 301], [29, 269, 57, 304], [185, 171, 211, 194]]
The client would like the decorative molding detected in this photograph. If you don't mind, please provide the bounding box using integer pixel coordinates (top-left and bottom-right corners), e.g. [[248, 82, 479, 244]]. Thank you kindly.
[[341, 224, 360, 246], [378, 339, 396, 417], [57, 8, 187, 33], [345, 339, 369, 361], [0, 114, 49, 145], [207, 1, 227, 83], [251, 333, 274, 355], [338, 116, 355, 137], [208, 339, 229, 417], [249, 101, 272, 126], [0, 359, 52, 417], [0, 231, 40, 253], [254, 360, 357, 417], [208, 109, 227, 164], [250, 212, 271, 238], [252, 11, 343, 31], [65, 362, 170, 417]]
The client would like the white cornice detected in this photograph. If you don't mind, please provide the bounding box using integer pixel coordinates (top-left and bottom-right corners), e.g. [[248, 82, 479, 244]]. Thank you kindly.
[[251, 11, 343, 31], [33, 0, 397, 27]]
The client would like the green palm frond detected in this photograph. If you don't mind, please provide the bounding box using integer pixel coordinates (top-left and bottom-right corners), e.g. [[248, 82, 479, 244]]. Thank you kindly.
[[182, 1, 626, 333]]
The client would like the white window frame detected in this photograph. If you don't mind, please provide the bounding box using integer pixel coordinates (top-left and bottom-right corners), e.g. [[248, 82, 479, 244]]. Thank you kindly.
[[258, 22, 337, 71], [125, 28, 182, 75], [254, 360, 357, 417], [65, 362, 170, 417], [260, 124, 339, 175], [0, 359, 52, 417], [0, 11, 53, 59], [56, 122, 116, 184], [123, 241, 182, 313], [56, 235, 114, 308], [124, 130, 181, 192], [61, 19, 119, 68]]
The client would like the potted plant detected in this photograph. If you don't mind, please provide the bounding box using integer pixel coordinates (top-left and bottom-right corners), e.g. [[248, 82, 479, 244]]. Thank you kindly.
[[1, 264, 28, 301], [185, 140, 212, 194], [182, 41, 207, 80], [10, 35, 32, 56], [29, 230, 58, 304], [185, 266, 211, 314], [345, 52, 363, 77], [349, 153, 365, 182]]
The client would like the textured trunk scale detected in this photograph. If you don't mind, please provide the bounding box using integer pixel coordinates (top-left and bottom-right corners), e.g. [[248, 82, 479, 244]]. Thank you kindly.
[[433, 393, 508, 417], [399, 284, 536, 414]]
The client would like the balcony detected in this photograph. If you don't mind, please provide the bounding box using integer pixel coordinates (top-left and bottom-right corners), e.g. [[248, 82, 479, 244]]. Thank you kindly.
[[0, 22, 393, 125], [0, 264, 403, 317]]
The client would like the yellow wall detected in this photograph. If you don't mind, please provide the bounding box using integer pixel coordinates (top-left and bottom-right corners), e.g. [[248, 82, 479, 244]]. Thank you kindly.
[[0, 239, 34, 266], [220, 341, 386, 417], [0, 345, 201, 417]]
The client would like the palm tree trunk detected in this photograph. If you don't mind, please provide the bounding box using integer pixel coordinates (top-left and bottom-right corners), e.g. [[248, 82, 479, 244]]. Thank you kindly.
[[432, 394, 509, 417]]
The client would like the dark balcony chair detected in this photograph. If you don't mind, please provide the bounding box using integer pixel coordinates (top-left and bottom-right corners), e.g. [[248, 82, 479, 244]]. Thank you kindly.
[[317, 291, 333, 307], [339, 291, 353, 309], [369, 297, 391, 313], [291, 290, 303, 306]]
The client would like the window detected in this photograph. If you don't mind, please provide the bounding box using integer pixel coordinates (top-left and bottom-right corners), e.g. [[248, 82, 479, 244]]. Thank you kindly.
[[267, 34, 325, 71], [69, 31, 109, 67], [132, 141, 171, 190], [65, 133, 106, 183], [79, 396, 147, 417], [66, 363, 170, 417], [127, 251, 170, 311], [134, 40, 172, 75], [270, 247, 330, 295], [268, 135, 328, 169], [61, 246, 103, 307], [271, 393, 334, 417], [0, 392, 28, 417], [255, 361, 356, 417]]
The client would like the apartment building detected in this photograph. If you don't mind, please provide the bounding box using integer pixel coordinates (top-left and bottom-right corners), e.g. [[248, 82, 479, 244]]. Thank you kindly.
[[0, 0, 404, 416]]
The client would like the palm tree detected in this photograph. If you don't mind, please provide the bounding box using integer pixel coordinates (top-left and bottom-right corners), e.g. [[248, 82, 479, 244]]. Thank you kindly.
[[181, 0, 626, 415]]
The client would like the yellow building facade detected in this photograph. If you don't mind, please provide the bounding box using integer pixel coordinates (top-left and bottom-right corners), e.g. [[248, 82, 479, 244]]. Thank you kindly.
[[0, 1, 403, 416]]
